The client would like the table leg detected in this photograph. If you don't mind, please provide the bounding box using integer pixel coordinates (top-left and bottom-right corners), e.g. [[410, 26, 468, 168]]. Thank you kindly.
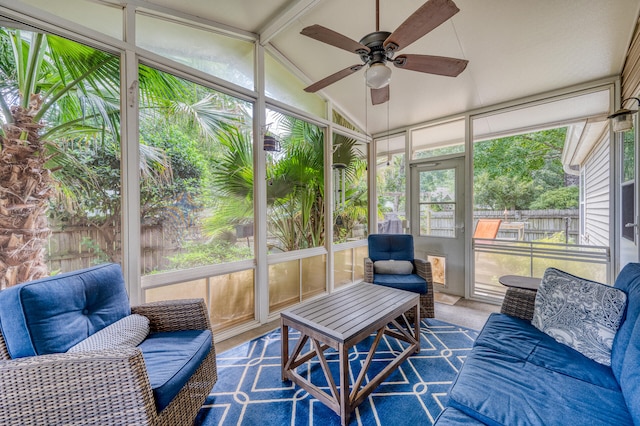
[[281, 319, 289, 381], [339, 343, 350, 426], [414, 302, 421, 353]]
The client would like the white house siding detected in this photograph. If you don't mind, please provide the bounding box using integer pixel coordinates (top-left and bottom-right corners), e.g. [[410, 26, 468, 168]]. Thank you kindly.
[[582, 136, 610, 246]]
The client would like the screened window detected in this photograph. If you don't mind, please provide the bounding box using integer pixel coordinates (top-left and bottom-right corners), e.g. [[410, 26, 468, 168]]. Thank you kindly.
[[138, 66, 254, 274], [0, 27, 122, 284], [136, 13, 254, 90], [265, 110, 325, 252], [333, 134, 369, 242]]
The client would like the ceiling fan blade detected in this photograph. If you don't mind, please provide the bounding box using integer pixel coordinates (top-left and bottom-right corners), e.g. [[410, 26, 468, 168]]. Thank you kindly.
[[383, 0, 460, 52], [301, 25, 370, 54], [393, 54, 468, 77], [371, 86, 389, 105], [304, 64, 364, 93]]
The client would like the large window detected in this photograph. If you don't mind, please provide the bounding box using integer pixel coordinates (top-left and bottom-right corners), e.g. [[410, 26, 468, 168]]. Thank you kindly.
[[265, 110, 325, 252], [0, 26, 122, 288], [265, 52, 326, 118], [333, 133, 368, 243], [376, 134, 406, 234], [136, 13, 254, 90], [138, 67, 254, 274], [1, 4, 372, 336]]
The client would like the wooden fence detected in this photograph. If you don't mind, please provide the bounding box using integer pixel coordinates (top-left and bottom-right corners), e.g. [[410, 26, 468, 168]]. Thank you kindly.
[[45, 209, 580, 273], [421, 209, 579, 242], [45, 223, 187, 274]]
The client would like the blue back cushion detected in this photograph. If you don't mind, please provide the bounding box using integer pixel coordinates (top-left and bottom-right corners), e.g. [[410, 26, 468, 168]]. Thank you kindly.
[[368, 234, 414, 262], [0, 263, 130, 358], [611, 262, 640, 424], [611, 262, 640, 379]]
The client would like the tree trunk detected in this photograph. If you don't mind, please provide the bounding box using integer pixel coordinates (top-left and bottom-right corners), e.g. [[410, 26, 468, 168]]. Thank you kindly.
[[0, 100, 54, 289]]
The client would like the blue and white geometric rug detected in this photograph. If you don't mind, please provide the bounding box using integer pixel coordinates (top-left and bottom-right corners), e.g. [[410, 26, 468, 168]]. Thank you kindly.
[[195, 319, 478, 426]]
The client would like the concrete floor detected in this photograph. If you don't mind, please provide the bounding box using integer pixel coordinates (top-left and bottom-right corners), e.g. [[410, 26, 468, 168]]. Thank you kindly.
[[214, 297, 500, 354]]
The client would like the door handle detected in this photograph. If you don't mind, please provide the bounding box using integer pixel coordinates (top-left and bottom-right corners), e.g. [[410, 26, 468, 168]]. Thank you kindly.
[[625, 223, 638, 228]]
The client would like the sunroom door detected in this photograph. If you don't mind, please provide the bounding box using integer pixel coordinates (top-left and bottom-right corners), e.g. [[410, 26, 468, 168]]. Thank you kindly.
[[410, 157, 465, 296]]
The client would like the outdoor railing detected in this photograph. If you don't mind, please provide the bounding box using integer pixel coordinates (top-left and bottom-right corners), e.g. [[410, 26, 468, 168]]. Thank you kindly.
[[473, 238, 610, 300]]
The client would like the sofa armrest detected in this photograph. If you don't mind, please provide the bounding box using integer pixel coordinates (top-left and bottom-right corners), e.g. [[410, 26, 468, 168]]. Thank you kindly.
[[132, 298, 212, 332], [500, 287, 537, 321], [0, 348, 157, 425], [364, 257, 374, 283]]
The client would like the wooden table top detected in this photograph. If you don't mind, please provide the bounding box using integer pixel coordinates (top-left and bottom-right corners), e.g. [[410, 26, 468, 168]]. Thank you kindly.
[[281, 283, 418, 344]]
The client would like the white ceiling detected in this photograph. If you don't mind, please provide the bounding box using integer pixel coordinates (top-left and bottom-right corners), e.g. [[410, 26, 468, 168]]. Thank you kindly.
[[124, 1, 640, 134]]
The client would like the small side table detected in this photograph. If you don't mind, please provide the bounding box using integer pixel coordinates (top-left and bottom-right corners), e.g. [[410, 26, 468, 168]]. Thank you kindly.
[[499, 275, 541, 321]]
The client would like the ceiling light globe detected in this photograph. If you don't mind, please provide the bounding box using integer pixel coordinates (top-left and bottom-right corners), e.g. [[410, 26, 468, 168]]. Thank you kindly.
[[365, 63, 392, 89]]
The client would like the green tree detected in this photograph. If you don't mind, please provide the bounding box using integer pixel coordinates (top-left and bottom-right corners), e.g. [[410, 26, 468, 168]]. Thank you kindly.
[[530, 186, 579, 209], [474, 172, 537, 210], [473, 128, 575, 210], [0, 28, 233, 286]]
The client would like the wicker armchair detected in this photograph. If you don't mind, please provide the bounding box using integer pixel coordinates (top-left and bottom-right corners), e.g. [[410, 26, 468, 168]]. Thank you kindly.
[[364, 234, 435, 319], [0, 264, 217, 426]]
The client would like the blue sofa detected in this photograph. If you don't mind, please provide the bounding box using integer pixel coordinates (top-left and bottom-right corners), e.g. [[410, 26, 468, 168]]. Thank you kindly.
[[0, 263, 217, 425], [435, 262, 640, 425]]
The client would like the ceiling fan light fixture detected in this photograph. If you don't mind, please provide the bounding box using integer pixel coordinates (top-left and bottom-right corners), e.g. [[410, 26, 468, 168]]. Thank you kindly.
[[365, 63, 392, 89]]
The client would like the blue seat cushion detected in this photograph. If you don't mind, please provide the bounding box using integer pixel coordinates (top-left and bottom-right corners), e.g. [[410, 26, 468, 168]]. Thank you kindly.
[[435, 407, 486, 425], [448, 345, 633, 426], [373, 273, 427, 294], [475, 313, 620, 390], [139, 330, 212, 412], [0, 263, 130, 358]]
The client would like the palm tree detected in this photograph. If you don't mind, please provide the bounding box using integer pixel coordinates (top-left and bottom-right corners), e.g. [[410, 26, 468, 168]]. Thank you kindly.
[[0, 29, 122, 288], [0, 28, 234, 287], [266, 116, 325, 251]]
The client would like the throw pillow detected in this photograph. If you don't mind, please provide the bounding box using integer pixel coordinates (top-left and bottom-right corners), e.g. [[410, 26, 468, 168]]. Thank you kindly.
[[67, 314, 150, 353], [374, 260, 414, 275], [532, 268, 627, 366]]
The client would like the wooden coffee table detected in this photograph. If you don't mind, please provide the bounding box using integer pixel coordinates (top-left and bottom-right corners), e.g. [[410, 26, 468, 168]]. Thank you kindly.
[[280, 283, 420, 426]]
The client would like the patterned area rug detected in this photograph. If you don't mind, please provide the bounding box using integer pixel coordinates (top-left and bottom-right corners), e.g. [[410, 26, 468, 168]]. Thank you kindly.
[[195, 319, 478, 426]]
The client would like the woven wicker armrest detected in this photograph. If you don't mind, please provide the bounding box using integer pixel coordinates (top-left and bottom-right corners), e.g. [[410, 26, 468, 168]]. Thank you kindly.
[[132, 298, 212, 333], [0, 348, 156, 426], [364, 257, 374, 282], [413, 258, 433, 283], [500, 287, 538, 321]]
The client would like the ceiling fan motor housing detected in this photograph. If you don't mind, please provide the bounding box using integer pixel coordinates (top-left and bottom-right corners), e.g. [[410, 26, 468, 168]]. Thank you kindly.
[[359, 31, 394, 64]]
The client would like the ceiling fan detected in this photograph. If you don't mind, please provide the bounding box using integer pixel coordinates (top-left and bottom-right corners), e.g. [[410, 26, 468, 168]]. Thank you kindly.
[[301, 0, 468, 105]]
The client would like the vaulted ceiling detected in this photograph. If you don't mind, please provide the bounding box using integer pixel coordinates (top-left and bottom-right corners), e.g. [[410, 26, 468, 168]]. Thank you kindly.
[[36, 0, 640, 135]]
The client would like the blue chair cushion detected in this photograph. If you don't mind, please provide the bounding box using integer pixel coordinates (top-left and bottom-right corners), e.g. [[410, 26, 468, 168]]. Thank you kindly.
[[0, 263, 130, 358], [139, 330, 212, 412], [448, 345, 633, 426], [368, 234, 414, 262], [373, 273, 427, 294]]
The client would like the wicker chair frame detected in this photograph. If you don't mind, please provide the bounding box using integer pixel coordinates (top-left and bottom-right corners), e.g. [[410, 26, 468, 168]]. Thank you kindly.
[[0, 299, 217, 426], [500, 287, 537, 321], [364, 257, 435, 319]]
